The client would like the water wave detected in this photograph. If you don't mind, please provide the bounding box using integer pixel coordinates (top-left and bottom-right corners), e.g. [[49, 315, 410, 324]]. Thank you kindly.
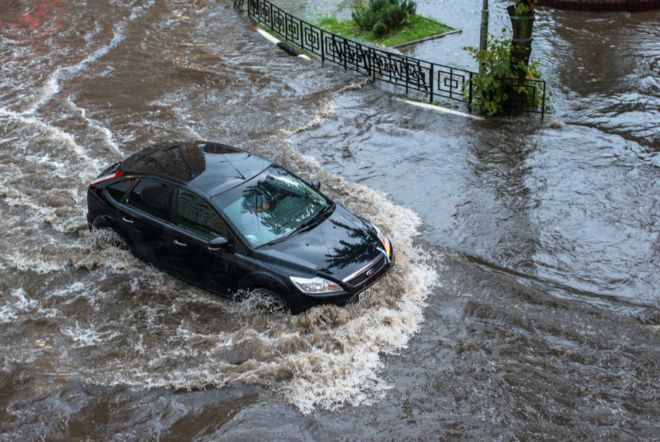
[[23, 0, 156, 115]]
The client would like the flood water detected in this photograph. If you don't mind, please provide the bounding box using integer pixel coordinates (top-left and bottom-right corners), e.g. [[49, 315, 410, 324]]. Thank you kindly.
[[0, 0, 658, 439]]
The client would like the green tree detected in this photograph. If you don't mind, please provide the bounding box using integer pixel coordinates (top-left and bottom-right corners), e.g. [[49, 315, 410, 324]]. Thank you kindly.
[[465, 0, 544, 117], [466, 35, 543, 116]]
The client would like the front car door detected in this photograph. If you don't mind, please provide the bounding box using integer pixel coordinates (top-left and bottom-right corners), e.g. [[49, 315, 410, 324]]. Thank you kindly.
[[169, 188, 237, 294]]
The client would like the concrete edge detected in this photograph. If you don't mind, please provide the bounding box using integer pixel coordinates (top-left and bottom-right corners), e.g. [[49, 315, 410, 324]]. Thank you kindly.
[[538, 0, 660, 11], [256, 28, 311, 60], [391, 29, 462, 49], [394, 98, 485, 120], [256, 28, 280, 44]]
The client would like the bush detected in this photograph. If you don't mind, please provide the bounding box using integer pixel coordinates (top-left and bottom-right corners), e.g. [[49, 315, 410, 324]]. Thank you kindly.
[[352, 0, 417, 38], [465, 36, 544, 116], [513, 0, 537, 15]]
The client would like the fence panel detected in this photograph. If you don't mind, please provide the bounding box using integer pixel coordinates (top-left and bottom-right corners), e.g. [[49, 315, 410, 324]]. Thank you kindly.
[[243, 0, 545, 115]]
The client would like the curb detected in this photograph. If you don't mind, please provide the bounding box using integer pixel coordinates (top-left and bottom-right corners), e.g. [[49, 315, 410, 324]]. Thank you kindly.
[[538, 0, 660, 11], [394, 98, 485, 120], [256, 28, 311, 60], [392, 29, 462, 49]]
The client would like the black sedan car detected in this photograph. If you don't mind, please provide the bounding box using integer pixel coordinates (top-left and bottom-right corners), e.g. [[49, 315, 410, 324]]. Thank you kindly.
[[87, 141, 393, 312]]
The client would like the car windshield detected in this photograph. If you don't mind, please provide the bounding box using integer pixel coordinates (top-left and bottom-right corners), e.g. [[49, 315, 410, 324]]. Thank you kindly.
[[213, 166, 330, 247]]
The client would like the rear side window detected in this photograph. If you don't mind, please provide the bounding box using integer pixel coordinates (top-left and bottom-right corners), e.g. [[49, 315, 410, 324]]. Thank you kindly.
[[128, 179, 174, 221], [106, 179, 132, 202], [176, 190, 228, 240]]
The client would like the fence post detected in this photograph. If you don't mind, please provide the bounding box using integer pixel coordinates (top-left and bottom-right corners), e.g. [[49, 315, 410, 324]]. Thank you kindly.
[[283, 12, 288, 42], [320, 29, 325, 63], [468, 72, 473, 113], [269, 2, 273, 30], [331, 33, 337, 66], [405, 60, 410, 95], [541, 82, 546, 120], [429, 64, 434, 104], [343, 38, 348, 70], [449, 67, 454, 100]]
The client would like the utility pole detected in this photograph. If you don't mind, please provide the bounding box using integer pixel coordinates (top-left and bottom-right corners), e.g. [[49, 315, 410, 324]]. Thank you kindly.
[[479, 0, 489, 73]]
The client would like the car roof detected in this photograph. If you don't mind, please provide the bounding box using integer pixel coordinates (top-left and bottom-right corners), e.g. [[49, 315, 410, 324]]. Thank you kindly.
[[119, 141, 272, 197]]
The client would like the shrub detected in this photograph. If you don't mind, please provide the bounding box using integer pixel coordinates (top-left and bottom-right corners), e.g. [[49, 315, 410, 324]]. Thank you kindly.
[[513, 0, 537, 15], [352, 0, 417, 38], [465, 36, 544, 116]]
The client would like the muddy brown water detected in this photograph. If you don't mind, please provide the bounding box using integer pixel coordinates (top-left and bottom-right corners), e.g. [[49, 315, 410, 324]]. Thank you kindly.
[[0, 0, 658, 440]]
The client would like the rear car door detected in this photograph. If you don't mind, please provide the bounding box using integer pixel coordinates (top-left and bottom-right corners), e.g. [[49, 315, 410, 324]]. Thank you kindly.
[[121, 178, 175, 268], [169, 189, 237, 293]]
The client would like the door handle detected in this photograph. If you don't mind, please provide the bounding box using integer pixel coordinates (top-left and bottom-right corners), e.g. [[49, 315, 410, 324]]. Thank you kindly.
[[173, 239, 188, 247], [122, 216, 134, 224]]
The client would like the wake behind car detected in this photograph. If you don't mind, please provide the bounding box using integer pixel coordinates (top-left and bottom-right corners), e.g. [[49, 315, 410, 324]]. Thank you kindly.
[[87, 141, 393, 312]]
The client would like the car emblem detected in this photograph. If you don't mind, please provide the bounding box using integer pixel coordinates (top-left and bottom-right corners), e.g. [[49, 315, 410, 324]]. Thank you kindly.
[[366, 268, 375, 277]]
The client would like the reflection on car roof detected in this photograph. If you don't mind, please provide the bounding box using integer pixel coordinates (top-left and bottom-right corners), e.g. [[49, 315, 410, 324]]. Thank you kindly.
[[119, 141, 272, 196]]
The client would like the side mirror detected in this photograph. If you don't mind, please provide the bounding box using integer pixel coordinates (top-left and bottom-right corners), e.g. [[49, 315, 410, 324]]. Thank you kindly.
[[311, 180, 321, 191], [208, 236, 229, 252]]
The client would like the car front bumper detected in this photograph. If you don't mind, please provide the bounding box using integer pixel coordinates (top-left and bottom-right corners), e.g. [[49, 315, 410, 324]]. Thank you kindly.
[[288, 246, 395, 312]]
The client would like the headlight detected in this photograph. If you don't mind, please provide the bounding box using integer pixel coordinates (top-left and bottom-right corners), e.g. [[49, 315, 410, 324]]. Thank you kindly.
[[373, 224, 392, 259], [290, 276, 343, 294]]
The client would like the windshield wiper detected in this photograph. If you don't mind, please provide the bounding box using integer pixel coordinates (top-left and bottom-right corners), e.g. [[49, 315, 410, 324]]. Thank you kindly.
[[295, 202, 334, 234]]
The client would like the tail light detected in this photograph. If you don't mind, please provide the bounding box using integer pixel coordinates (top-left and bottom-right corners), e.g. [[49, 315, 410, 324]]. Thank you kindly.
[[89, 171, 123, 191]]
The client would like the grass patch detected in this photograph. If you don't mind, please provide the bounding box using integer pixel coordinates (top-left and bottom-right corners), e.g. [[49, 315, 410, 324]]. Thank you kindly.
[[318, 15, 452, 47]]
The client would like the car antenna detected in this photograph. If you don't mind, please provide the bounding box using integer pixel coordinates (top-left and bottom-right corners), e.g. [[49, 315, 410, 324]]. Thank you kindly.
[[222, 154, 245, 179]]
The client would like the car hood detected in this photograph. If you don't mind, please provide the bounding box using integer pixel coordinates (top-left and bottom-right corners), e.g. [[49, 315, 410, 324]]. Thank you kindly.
[[258, 205, 383, 281]]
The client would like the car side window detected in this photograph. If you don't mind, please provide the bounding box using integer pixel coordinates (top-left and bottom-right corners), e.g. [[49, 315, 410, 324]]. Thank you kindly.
[[106, 179, 133, 202], [175, 189, 228, 240], [128, 179, 174, 221]]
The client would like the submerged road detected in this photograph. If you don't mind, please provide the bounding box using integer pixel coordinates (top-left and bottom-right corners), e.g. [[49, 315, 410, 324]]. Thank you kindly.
[[0, 0, 658, 439]]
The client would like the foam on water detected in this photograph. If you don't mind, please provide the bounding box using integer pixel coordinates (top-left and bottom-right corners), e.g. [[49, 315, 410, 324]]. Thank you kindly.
[[66, 97, 123, 158], [0, 306, 17, 324], [61, 322, 121, 348], [0, 107, 96, 169]]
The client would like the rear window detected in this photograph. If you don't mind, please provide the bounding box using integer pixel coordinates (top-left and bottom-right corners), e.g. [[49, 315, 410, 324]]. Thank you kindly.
[[106, 179, 132, 202], [128, 179, 174, 221]]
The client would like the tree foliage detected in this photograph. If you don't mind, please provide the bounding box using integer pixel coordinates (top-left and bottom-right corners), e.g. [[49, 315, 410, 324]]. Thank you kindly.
[[513, 0, 538, 15], [352, 0, 417, 38], [465, 36, 544, 117]]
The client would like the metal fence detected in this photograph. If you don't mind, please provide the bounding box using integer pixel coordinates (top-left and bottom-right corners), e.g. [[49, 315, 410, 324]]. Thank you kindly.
[[236, 0, 546, 117]]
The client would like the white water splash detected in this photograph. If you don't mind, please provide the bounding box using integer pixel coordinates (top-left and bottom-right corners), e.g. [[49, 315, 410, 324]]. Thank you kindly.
[[62, 322, 121, 347], [0, 107, 97, 170], [0, 306, 17, 324], [66, 97, 123, 158]]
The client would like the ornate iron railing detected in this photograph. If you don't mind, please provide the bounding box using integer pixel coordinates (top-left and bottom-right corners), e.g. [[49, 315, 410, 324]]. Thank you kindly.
[[236, 0, 546, 117]]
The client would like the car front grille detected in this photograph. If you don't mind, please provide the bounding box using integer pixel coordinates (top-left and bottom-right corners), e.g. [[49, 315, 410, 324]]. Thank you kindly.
[[343, 254, 388, 289]]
